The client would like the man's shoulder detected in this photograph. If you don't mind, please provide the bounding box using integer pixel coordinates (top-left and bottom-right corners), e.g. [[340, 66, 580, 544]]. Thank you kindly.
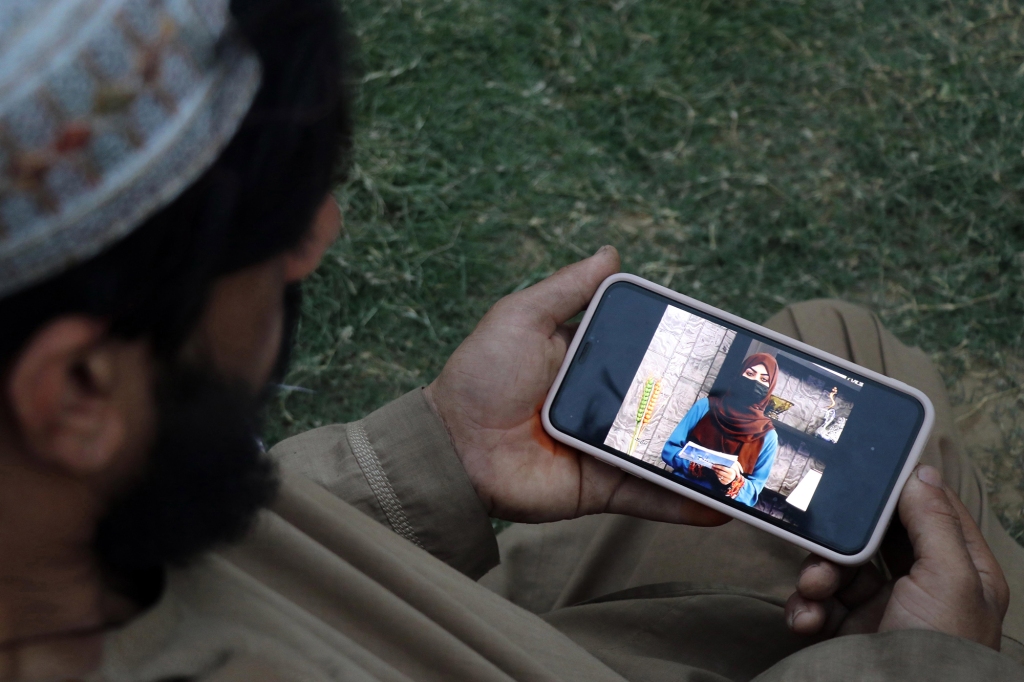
[[268, 424, 351, 482]]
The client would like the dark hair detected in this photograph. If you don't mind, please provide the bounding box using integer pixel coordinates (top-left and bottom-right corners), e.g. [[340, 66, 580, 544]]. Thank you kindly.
[[0, 0, 353, 364]]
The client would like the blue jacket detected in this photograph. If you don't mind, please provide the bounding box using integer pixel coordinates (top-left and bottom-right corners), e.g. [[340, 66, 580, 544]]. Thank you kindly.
[[660, 398, 777, 507]]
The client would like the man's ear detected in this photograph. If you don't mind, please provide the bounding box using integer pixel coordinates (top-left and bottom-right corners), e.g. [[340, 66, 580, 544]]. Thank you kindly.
[[5, 318, 133, 475], [283, 195, 341, 282]]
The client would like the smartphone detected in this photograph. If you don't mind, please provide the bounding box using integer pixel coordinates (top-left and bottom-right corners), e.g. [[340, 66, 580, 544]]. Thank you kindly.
[[542, 273, 934, 565]]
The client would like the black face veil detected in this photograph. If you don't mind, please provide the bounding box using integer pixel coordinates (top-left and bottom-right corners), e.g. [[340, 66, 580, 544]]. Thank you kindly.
[[730, 373, 770, 406]]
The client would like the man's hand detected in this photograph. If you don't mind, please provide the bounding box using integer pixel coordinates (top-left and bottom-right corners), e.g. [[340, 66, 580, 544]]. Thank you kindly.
[[424, 247, 728, 527], [785, 465, 1009, 650]]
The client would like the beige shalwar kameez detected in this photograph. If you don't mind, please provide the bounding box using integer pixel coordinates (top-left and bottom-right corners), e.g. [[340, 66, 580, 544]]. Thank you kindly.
[[87, 300, 1024, 681]]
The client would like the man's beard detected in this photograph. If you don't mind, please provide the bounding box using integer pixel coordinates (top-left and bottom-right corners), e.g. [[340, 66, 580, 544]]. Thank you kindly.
[[93, 284, 303, 575]]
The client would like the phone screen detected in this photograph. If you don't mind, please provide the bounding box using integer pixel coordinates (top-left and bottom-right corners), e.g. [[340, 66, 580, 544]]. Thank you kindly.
[[548, 281, 926, 555]]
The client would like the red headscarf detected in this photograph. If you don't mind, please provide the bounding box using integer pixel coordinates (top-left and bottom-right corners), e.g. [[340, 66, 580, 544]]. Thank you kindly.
[[688, 352, 778, 476]]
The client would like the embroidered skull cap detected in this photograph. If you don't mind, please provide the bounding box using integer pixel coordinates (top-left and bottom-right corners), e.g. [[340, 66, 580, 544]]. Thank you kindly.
[[0, 0, 261, 298]]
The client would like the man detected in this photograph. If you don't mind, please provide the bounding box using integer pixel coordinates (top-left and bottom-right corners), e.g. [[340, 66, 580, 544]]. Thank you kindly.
[[0, 0, 1021, 679]]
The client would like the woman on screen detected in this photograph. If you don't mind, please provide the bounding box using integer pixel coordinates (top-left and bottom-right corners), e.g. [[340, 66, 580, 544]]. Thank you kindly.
[[661, 353, 779, 507]]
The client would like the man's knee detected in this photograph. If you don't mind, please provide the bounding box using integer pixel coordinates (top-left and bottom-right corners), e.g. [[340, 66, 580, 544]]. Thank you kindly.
[[763, 299, 885, 373], [765, 299, 967, 485]]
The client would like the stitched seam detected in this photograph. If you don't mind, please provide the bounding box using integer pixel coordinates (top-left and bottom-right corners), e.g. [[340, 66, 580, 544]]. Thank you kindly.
[[347, 422, 424, 548]]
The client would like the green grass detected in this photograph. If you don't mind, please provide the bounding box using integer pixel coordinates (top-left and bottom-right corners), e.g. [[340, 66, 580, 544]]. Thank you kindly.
[[265, 0, 1024, 528]]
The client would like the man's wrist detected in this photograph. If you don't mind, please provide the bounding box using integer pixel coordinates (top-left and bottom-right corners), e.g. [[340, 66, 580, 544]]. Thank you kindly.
[[422, 383, 458, 458], [421, 382, 499, 518]]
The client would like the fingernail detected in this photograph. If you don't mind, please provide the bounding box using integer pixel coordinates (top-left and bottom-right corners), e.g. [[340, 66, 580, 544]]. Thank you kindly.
[[787, 606, 805, 630], [799, 561, 820, 577], [595, 245, 612, 256], [916, 465, 943, 488]]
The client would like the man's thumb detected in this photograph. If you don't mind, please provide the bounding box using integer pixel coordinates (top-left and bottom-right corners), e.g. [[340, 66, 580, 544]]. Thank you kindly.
[[515, 246, 621, 328], [898, 466, 973, 570]]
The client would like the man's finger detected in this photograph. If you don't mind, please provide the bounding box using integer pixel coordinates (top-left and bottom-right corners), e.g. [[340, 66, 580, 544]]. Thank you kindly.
[[797, 558, 852, 601], [508, 246, 620, 331], [603, 470, 730, 526], [785, 592, 845, 636], [797, 557, 885, 607], [786, 592, 825, 635], [835, 561, 886, 608]]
